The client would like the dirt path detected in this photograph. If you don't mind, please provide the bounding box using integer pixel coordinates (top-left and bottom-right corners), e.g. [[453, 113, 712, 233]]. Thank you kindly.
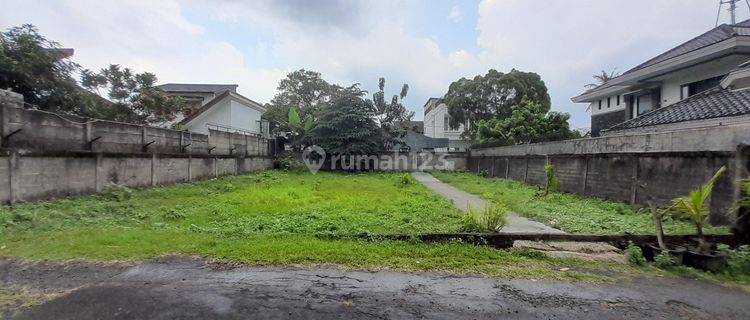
[[3, 256, 749, 319], [411, 172, 565, 234]]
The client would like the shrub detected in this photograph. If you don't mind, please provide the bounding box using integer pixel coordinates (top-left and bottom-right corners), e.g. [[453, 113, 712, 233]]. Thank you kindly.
[[625, 245, 646, 266], [276, 156, 307, 171], [100, 184, 133, 202], [653, 251, 675, 269], [398, 173, 417, 186], [544, 164, 558, 195], [162, 208, 187, 221], [460, 202, 508, 233], [718, 244, 750, 278], [477, 170, 489, 178]]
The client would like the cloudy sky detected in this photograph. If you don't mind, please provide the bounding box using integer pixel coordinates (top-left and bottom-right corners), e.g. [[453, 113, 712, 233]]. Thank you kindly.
[[3, 0, 749, 128]]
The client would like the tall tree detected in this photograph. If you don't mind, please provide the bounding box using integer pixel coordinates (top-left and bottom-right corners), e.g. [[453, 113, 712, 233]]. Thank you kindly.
[[372, 77, 414, 150], [444, 69, 551, 138], [80, 65, 186, 125], [263, 69, 341, 133], [308, 85, 383, 155], [0, 24, 86, 113], [475, 100, 579, 146]]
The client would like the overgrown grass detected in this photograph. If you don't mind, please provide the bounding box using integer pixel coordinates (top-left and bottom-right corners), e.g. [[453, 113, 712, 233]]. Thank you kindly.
[[0, 171, 462, 236], [431, 171, 730, 235], [0, 170, 655, 282], [0, 228, 643, 282]]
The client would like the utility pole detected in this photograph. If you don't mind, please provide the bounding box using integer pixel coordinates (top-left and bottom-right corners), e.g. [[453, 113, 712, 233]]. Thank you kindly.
[[717, 0, 749, 26]]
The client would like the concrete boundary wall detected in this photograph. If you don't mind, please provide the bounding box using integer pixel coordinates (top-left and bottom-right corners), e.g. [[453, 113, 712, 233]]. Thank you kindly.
[[0, 150, 273, 204], [0, 94, 274, 204], [467, 149, 748, 225], [0, 104, 270, 156], [471, 123, 750, 157]]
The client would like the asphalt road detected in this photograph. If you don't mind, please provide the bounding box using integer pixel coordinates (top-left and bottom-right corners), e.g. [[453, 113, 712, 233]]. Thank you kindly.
[[3, 256, 750, 319]]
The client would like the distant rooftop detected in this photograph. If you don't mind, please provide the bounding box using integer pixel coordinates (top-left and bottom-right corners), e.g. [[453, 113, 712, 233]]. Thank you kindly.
[[156, 83, 238, 93]]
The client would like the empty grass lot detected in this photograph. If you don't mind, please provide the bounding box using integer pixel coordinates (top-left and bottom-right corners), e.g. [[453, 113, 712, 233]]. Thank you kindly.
[[431, 171, 731, 235], [0, 170, 659, 282]]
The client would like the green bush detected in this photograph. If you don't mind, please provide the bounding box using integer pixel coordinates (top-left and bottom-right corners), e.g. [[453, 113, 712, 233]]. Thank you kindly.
[[544, 164, 558, 194], [460, 202, 508, 233], [276, 156, 307, 171], [625, 245, 646, 266], [398, 173, 417, 186], [718, 244, 750, 278], [653, 251, 675, 269], [100, 184, 133, 202]]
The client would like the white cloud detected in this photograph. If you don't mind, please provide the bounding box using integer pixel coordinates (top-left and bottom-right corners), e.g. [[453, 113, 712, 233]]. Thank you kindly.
[[2, 0, 743, 127], [448, 6, 463, 22], [0, 0, 286, 103]]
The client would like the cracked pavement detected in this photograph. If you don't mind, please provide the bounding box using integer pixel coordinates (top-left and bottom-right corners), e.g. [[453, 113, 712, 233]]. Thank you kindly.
[[2, 256, 750, 319]]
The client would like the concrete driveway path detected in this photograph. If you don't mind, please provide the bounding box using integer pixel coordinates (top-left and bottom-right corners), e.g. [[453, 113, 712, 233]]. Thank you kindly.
[[411, 172, 565, 234]]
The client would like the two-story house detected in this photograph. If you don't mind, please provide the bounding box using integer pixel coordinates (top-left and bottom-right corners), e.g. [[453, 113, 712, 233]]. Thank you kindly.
[[573, 19, 750, 136], [157, 83, 267, 136], [423, 98, 472, 151]]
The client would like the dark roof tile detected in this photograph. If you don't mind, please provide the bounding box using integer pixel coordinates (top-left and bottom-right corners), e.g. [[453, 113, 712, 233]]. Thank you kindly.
[[606, 87, 750, 131]]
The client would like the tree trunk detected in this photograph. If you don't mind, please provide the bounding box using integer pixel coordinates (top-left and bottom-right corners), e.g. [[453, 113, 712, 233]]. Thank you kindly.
[[649, 202, 666, 249]]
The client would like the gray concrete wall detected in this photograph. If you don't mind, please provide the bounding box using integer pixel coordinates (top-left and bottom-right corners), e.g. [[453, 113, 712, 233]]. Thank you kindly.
[[0, 104, 270, 157], [0, 151, 273, 204], [467, 151, 744, 226], [471, 123, 750, 156], [0, 93, 274, 204]]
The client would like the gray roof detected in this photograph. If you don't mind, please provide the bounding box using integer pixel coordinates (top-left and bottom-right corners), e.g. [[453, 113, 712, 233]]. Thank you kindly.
[[606, 87, 750, 131], [157, 83, 238, 93], [621, 20, 750, 77]]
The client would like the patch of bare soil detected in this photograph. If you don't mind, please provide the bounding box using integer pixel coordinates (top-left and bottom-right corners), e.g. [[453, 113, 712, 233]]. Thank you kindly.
[[0, 258, 131, 319]]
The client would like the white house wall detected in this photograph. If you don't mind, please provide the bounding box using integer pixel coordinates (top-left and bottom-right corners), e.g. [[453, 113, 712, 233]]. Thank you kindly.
[[183, 99, 232, 134], [424, 102, 465, 140], [229, 99, 261, 132]]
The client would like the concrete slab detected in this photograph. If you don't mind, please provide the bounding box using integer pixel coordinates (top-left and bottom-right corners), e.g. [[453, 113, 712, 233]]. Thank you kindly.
[[411, 172, 565, 234]]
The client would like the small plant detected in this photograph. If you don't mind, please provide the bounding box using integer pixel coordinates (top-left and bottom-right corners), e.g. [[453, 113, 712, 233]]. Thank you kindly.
[[543, 164, 558, 196], [398, 173, 417, 186], [625, 244, 646, 266], [669, 166, 726, 253], [460, 202, 508, 233], [654, 250, 676, 269], [477, 169, 489, 178], [162, 208, 187, 221], [100, 184, 133, 202]]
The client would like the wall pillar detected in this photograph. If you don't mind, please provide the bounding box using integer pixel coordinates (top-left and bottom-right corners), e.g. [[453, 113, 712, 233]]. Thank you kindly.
[[505, 157, 510, 179], [150, 153, 157, 187], [7, 151, 17, 204], [582, 156, 589, 195], [523, 156, 529, 183], [95, 153, 103, 192], [630, 156, 639, 205]]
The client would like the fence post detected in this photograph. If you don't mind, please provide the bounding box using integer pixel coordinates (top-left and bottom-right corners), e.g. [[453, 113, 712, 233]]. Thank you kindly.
[[187, 155, 192, 182], [151, 153, 157, 187], [582, 156, 589, 195], [213, 157, 218, 178], [95, 153, 103, 192], [7, 151, 16, 204], [523, 156, 529, 183], [630, 156, 639, 205], [490, 157, 495, 177], [505, 157, 510, 179]]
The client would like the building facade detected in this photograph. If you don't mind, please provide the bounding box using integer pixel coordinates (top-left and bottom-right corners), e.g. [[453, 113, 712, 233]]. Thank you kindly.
[[423, 98, 472, 150], [573, 20, 750, 136]]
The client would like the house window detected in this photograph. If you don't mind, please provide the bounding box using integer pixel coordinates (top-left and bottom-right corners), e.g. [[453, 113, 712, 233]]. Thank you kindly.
[[607, 97, 611, 108], [616, 95, 620, 105], [680, 76, 722, 100], [443, 115, 449, 131], [636, 94, 653, 116], [598, 100, 602, 110]]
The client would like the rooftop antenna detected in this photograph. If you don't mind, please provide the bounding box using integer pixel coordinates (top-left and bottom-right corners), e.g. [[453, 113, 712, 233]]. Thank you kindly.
[[717, 0, 750, 26]]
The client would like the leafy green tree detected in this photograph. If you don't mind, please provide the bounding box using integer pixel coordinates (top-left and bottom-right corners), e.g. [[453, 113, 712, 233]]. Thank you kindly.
[[80, 64, 186, 124], [475, 100, 578, 146], [263, 69, 341, 133], [372, 77, 414, 150], [308, 85, 383, 155], [444, 69, 551, 138], [0, 24, 86, 113]]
